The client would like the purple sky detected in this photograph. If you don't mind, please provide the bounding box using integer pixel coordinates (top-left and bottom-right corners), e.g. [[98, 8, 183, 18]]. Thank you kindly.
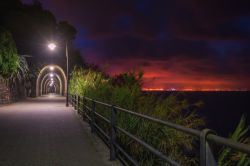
[[21, 0, 250, 90]]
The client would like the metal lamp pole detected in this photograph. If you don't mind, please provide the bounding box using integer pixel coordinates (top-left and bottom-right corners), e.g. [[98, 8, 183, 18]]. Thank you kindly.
[[65, 42, 69, 107], [48, 42, 69, 107]]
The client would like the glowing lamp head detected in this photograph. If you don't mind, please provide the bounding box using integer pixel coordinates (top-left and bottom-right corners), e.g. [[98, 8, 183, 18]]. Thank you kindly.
[[49, 66, 54, 71], [49, 80, 54, 86], [50, 73, 54, 77], [48, 43, 56, 50]]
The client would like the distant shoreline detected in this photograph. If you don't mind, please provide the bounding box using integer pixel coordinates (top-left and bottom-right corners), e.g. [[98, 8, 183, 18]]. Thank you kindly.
[[142, 90, 250, 92]]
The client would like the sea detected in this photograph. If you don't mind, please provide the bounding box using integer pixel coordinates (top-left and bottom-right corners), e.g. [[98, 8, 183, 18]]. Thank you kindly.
[[148, 91, 250, 137]]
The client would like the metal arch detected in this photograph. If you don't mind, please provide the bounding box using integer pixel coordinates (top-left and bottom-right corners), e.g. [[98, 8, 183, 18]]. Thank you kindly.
[[41, 74, 62, 95], [44, 79, 57, 94], [37, 65, 65, 96], [43, 77, 61, 95], [36, 65, 67, 96], [41, 73, 63, 95], [45, 80, 60, 94], [40, 68, 64, 96], [45, 81, 58, 94]]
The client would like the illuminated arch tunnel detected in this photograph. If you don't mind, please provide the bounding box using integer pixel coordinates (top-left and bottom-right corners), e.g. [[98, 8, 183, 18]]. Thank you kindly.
[[36, 65, 67, 96]]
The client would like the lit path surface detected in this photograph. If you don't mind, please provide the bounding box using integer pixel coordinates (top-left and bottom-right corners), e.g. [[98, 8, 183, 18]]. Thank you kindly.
[[0, 95, 117, 166]]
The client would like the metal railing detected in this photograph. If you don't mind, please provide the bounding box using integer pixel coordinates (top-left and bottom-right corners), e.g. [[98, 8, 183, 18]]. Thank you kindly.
[[70, 94, 250, 166]]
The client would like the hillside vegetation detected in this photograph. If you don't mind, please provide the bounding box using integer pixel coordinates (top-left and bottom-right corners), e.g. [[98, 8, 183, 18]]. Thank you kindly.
[[69, 68, 205, 165]]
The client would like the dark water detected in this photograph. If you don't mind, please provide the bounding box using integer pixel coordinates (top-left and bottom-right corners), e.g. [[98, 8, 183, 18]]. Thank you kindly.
[[149, 91, 250, 137]]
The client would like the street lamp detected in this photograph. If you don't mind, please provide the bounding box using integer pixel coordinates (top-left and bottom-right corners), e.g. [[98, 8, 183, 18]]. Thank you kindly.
[[48, 42, 69, 107], [48, 43, 56, 50], [49, 66, 54, 71]]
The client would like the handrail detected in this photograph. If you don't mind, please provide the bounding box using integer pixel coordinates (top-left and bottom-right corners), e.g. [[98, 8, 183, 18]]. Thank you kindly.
[[116, 126, 180, 166], [207, 134, 250, 154], [114, 105, 201, 137], [69, 94, 250, 166]]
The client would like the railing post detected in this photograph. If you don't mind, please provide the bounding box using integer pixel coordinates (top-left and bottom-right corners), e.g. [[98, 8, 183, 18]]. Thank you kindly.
[[70, 94, 72, 105], [78, 96, 81, 114], [76, 95, 79, 112], [81, 97, 85, 118], [110, 105, 117, 161], [200, 129, 217, 166], [78, 96, 81, 112], [71, 95, 73, 106], [68, 94, 71, 105], [73, 95, 76, 110], [91, 99, 96, 133], [75, 95, 77, 110]]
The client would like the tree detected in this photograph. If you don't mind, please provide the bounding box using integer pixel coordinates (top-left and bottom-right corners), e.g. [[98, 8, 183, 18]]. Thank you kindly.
[[0, 0, 85, 95], [57, 21, 77, 42]]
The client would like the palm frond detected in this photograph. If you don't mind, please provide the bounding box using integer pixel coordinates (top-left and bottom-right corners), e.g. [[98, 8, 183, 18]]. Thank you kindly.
[[218, 115, 250, 166]]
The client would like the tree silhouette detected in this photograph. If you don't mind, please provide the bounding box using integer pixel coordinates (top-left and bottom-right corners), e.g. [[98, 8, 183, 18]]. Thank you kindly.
[[0, 0, 86, 96], [57, 21, 77, 42]]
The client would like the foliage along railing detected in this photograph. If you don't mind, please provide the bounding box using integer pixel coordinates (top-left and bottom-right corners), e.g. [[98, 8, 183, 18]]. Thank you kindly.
[[70, 94, 250, 166]]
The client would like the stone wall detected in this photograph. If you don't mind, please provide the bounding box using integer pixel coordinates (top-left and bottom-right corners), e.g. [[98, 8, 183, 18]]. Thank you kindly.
[[0, 81, 11, 104], [0, 80, 27, 105]]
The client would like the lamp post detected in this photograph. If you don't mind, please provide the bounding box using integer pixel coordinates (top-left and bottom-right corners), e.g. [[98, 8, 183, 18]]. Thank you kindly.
[[48, 42, 69, 107], [65, 42, 69, 107]]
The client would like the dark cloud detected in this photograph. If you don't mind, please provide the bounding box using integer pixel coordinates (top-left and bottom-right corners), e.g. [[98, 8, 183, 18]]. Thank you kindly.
[[22, 0, 250, 89]]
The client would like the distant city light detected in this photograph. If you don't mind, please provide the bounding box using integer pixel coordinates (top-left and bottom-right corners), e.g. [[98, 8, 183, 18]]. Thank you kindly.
[[142, 88, 165, 91]]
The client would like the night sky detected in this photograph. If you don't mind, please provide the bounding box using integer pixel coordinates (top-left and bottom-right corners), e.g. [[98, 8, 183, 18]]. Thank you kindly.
[[22, 0, 250, 90]]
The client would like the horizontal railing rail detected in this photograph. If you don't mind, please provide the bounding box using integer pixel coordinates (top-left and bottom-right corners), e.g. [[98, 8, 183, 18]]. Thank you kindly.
[[69, 94, 250, 166]]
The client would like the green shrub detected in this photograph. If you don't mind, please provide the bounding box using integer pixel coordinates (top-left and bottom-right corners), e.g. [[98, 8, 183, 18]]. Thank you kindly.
[[69, 68, 205, 165], [0, 28, 19, 79]]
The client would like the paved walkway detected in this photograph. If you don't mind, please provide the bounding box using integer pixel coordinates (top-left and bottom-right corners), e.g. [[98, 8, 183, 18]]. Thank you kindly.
[[0, 95, 116, 166]]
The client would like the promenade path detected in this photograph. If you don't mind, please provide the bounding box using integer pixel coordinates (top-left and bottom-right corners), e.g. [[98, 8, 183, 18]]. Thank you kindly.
[[0, 95, 118, 166]]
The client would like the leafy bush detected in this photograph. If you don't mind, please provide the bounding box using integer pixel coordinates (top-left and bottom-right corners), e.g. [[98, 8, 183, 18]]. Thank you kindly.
[[0, 28, 29, 84], [69, 68, 205, 165], [0, 28, 19, 79]]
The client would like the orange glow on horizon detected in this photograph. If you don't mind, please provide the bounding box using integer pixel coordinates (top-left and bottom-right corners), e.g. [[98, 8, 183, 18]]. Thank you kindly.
[[102, 58, 250, 91], [142, 88, 249, 91]]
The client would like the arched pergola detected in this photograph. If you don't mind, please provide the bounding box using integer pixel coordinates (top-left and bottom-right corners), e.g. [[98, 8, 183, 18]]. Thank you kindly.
[[43, 75, 60, 94], [44, 80, 60, 94], [41, 73, 63, 95], [44, 77, 59, 94], [36, 65, 67, 96]]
